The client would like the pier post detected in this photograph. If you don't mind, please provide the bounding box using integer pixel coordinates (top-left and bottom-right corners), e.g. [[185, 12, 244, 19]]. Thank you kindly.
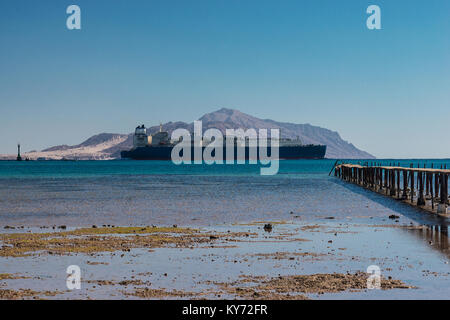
[[440, 173, 446, 204], [379, 167, 382, 189], [363, 167, 366, 187], [376, 168, 380, 191], [372, 167, 376, 188], [417, 172, 425, 206], [445, 174, 448, 205], [447, 174, 449, 205], [384, 169, 389, 194], [438, 173, 448, 214], [402, 170, 408, 199], [435, 173, 440, 200], [357, 167, 360, 184], [377, 167, 380, 186], [431, 173, 435, 210], [429, 172, 433, 198], [410, 171, 415, 203], [360, 167, 363, 185], [390, 169, 396, 196]]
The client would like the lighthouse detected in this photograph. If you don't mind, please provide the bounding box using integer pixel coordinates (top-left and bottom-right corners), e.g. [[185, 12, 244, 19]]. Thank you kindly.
[[17, 143, 22, 161]]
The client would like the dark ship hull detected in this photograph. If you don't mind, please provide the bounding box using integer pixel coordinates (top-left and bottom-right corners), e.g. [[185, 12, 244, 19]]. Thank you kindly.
[[121, 145, 326, 160]]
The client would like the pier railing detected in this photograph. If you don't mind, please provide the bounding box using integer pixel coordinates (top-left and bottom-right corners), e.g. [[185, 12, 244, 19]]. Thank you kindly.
[[334, 163, 449, 216]]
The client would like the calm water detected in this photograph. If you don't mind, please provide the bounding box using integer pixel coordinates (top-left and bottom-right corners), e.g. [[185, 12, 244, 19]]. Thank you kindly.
[[0, 159, 449, 227], [1, 159, 449, 299], [0, 159, 449, 178]]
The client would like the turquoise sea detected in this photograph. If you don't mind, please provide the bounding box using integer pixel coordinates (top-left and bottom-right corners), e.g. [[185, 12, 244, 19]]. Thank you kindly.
[[0, 158, 449, 178], [0, 159, 448, 227]]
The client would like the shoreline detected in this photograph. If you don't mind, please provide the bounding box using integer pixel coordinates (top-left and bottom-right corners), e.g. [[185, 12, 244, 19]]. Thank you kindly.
[[0, 221, 448, 300]]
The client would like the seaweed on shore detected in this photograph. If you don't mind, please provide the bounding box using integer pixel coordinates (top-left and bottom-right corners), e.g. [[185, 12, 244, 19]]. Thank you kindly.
[[0, 226, 254, 257], [207, 272, 414, 299]]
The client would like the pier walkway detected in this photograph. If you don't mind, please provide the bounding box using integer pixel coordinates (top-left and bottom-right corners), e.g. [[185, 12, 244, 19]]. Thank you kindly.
[[334, 163, 449, 217]]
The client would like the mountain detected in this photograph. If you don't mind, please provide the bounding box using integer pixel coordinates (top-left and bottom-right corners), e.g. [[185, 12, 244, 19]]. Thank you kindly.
[[19, 134, 129, 160], [144, 108, 373, 159], [16, 108, 374, 160]]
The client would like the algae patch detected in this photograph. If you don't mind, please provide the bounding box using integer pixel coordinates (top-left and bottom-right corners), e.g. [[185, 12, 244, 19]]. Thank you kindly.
[[0, 226, 251, 257], [208, 272, 414, 299], [123, 288, 197, 299], [0, 289, 63, 300], [0, 273, 30, 280]]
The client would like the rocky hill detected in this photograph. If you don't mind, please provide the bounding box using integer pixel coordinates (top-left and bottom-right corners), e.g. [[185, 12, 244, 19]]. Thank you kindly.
[[14, 108, 374, 160]]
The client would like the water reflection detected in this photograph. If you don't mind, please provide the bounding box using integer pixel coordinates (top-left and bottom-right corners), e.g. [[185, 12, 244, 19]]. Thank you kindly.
[[403, 224, 449, 258], [335, 179, 450, 227]]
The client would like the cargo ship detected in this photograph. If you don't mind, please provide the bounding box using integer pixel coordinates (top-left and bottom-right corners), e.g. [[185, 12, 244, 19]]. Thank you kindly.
[[121, 125, 326, 160]]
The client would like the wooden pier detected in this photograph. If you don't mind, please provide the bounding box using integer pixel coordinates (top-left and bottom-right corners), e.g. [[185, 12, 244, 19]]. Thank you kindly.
[[334, 163, 449, 217]]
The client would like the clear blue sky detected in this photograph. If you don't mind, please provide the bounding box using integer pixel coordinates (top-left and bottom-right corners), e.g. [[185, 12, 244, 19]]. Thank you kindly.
[[0, 0, 449, 158]]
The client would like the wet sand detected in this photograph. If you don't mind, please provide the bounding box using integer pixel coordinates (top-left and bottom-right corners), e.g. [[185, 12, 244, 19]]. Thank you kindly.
[[0, 220, 448, 300]]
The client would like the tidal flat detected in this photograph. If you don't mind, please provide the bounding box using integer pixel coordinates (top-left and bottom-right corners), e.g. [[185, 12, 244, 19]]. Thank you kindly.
[[0, 221, 448, 300]]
